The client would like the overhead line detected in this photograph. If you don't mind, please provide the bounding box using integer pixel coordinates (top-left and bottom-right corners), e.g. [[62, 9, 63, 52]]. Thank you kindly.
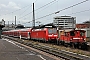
[[0, 4, 33, 16], [35, 0, 89, 20], [18, 5, 32, 16], [68, 9, 90, 15], [34, 0, 38, 3], [36, 0, 59, 15], [18, 0, 57, 20], [18, 0, 39, 17], [35, 0, 57, 11]]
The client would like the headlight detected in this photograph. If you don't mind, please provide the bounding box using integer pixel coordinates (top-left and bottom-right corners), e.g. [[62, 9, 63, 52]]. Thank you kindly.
[[70, 39, 72, 40], [84, 39, 86, 42]]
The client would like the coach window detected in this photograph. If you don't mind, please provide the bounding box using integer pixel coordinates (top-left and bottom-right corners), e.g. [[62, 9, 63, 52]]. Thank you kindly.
[[70, 31, 75, 36]]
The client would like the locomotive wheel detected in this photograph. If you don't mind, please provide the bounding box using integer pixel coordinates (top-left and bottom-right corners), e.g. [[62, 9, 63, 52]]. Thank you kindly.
[[81, 43, 87, 50], [69, 42, 73, 47], [72, 43, 77, 48], [61, 41, 65, 45], [57, 41, 60, 45], [72, 44, 75, 48], [76, 44, 79, 49], [70, 43, 74, 48], [78, 45, 82, 49], [44, 40, 47, 43]]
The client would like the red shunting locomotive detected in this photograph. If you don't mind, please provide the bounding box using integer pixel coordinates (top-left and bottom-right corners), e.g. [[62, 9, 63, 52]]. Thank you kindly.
[[58, 29, 87, 49]]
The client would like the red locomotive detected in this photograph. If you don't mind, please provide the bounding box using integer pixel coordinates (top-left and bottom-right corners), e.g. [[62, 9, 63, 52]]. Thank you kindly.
[[31, 28, 57, 42], [58, 29, 87, 49]]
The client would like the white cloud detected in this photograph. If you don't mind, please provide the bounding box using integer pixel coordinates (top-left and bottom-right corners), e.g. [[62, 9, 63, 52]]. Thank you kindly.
[[1, 4, 7, 7], [8, 2, 21, 9], [0, 1, 21, 9]]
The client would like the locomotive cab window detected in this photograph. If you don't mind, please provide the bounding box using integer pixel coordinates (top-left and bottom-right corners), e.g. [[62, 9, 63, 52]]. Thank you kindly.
[[70, 31, 75, 36], [65, 32, 69, 37], [48, 28, 57, 34], [80, 31, 84, 36]]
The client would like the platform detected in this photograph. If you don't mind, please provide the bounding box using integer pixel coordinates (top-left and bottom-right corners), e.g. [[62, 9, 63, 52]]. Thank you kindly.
[[0, 39, 60, 60]]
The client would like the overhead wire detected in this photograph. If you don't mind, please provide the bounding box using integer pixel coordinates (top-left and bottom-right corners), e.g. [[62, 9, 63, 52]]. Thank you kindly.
[[18, 0, 38, 18], [18, 0, 57, 20], [2, 0, 38, 24], [18, 5, 32, 17], [36, 0, 59, 15], [35, 0, 57, 11], [35, 0, 89, 20], [68, 9, 90, 15], [34, 0, 38, 3], [0, 3, 33, 16]]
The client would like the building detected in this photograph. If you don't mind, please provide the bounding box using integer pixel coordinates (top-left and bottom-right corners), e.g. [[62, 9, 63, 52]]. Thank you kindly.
[[2, 23, 25, 31], [53, 16, 76, 29], [80, 28, 90, 42], [76, 24, 90, 29]]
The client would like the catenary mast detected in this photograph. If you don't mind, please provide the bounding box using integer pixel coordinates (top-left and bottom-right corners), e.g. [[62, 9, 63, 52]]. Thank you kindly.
[[32, 3, 35, 28]]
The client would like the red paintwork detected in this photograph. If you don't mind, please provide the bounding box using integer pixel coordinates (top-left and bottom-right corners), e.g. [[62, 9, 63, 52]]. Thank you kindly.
[[13, 30, 20, 37], [59, 30, 86, 44], [19, 28, 32, 39], [31, 28, 58, 41], [2, 28, 86, 46], [31, 29, 47, 40], [2, 28, 32, 39], [2, 28, 57, 41]]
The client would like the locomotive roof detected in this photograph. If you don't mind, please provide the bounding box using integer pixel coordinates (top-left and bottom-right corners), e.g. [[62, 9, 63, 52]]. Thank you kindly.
[[59, 29, 85, 32], [40, 25, 56, 28], [33, 24, 56, 29]]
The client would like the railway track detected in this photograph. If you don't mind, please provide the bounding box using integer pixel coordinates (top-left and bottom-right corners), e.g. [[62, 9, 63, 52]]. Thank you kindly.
[[2, 35, 90, 60]]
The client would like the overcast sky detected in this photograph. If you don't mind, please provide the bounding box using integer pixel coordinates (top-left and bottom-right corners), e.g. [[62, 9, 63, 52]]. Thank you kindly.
[[0, 0, 90, 27]]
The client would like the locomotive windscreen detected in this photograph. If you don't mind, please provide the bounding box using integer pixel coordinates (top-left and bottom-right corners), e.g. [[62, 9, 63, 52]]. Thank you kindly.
[[70, 30, 85, 36], [80, 31, 85, 36], [48, 28, 57, 34], [70, 31, 75, 36]]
